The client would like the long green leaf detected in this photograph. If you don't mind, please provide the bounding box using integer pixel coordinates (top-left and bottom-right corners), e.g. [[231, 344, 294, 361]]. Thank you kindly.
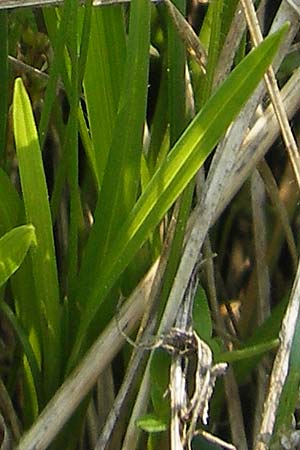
[[69, 24, 288, 368], [13, 78, 62, 399]]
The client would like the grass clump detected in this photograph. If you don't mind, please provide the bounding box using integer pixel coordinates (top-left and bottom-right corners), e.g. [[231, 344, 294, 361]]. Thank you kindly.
[[0, 1, 299, 450]]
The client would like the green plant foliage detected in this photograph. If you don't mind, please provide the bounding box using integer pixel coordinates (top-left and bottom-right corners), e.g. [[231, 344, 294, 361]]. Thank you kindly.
[[192, 285, 213, 342], [0, 224, 36, 287], [83, 5, 126, 186], [136, 414, 168, 433], [0, 170, 42, 421], [0, 2, 296, 449], [69, 23, 288, 370], [68, 0, 153, 370], [150, 349, 171, 424], [13, 77, 62, 399], [218, 339, 279, 364], [230, 295, 289, 383]]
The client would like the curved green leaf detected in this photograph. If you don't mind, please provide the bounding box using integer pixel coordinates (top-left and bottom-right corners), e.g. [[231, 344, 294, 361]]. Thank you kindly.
[[0, 224, 36, 287]]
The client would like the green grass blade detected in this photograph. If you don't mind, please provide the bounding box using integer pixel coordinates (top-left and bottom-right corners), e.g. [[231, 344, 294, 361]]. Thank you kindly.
[[222, 0, 240, 38], [147, 71, 169, 175], [0, 225, 36, 287], [65, 0, 79, 290], [229, 296, 288, 383], [73, 0, 151, 321], [77, 106, 99, 187], [78, 0, 93, 88], [217, 339, 279, 364], [148, 0, 196, 345], [13, 78, 62, 399], [83, 5, 126, 186], [166, 0, 187, 143], [200, 0, 224, 103], [68, 24, 288, 368]]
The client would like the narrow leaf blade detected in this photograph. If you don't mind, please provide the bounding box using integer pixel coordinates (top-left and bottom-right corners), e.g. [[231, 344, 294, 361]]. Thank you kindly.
[[13, 78, 62, 397]]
